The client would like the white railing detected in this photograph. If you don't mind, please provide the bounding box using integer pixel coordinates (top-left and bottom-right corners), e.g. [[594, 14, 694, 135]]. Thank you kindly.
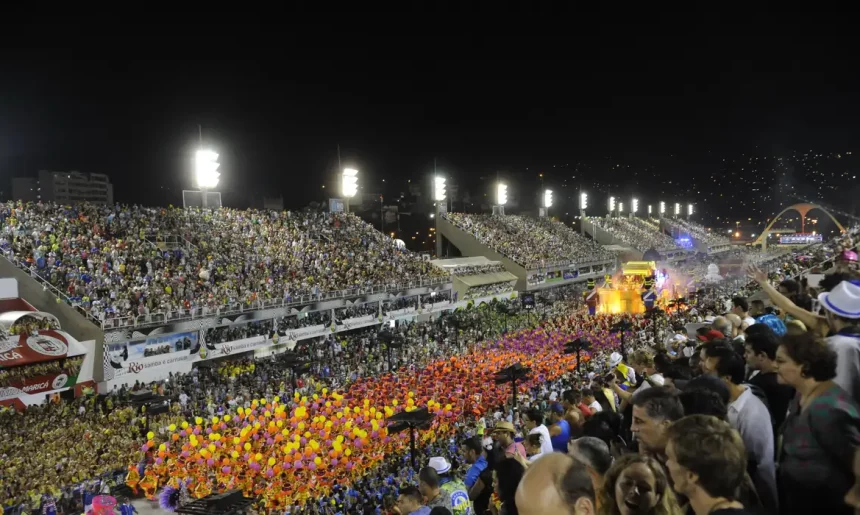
[[0, 251, 450, 331]]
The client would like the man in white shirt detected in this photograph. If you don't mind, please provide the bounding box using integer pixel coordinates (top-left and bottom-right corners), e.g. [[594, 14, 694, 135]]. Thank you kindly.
[[521, 407, 554, 457], [818, 281, 860, 402], [703, 343, 777, 513], [581, 388, 602, 412], [731, 296, 756, 331]]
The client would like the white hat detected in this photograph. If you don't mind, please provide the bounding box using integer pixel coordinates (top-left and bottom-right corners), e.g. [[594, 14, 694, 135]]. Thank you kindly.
[[819, 281, 860, 319], [609, 352, 623, 368], [428, 456, 451, 474]]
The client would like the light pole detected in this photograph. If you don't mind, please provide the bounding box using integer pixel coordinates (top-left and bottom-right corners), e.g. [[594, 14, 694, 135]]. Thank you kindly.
[[194, 149, 220, 208], [609, 196, 616, 218], [674, 202, 681, 217], [342, 168, 358, 213], [659, 201, 666, 219], [541, 189, 553, 217], [631, 198, 639, 219], [687, 203, 694, 220], [495, 183, 508, 216], [648, 205, 653, 217], [434, 175, 446, 256], [580, 192, 588, 235]]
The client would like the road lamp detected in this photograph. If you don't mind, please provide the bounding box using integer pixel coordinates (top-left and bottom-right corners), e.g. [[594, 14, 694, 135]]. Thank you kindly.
[[342, 168, 358, 212]]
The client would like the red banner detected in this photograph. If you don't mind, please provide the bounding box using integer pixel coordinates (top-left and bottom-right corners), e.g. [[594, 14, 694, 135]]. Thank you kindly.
[[0, 331, 74, 368], [0, 370, 79, 401]]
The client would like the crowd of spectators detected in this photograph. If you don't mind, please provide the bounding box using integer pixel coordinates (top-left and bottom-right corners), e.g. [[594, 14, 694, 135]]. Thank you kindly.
[[444, 263, 507, 276], [0, 202, 447, 328], [444, 213, 613, 269], [591, 216, 682, 252], [664, 217, 732, 247], [463, 281, 515, 300], [2, 200, 859, 515]]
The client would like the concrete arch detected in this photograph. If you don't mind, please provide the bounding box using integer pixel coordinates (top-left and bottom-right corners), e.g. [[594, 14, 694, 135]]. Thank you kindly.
[[755, 203, 845, 246]]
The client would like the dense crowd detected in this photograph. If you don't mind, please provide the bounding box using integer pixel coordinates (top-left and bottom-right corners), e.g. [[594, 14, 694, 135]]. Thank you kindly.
[[0, 202, 448, 328], [445, 264, 507, 277], [443, 213, 613, 269], [3, 207, 860, 515], [591, 217, 681, 253], [463, 282, 515, 300], [664, 218, 732, 247]]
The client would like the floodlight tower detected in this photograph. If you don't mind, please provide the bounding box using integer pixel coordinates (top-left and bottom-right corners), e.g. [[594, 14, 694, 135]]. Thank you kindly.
[[494, 182, 508, 216], [540, 189, 553, 217], [190, 149, 221, 209], [579, 192, 588, 235], [434, 174, 447, 256], [342, 168, 359, 213], [631, 198, 639, 219]]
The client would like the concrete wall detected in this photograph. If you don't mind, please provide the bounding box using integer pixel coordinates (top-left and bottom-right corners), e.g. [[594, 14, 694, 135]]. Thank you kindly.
[[0, 259, 105, 380], [436, 217, 530, 290]]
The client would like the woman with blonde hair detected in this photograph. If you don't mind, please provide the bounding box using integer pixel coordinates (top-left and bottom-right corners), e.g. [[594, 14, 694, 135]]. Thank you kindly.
[[598, 453, 682, 515]]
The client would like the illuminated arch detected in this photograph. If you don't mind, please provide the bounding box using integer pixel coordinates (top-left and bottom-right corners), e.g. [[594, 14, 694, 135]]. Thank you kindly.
[[755, 203, 845, 246]]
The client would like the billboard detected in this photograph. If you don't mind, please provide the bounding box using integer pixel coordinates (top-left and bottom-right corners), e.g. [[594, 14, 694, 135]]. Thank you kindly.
[[779, 233, 823, 245]]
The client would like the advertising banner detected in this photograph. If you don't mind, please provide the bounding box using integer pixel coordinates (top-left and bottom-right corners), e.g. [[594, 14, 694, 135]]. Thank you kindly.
[[282, 325, 331, 341], [335, 315, 380, 332], [0, 369, 82, 402], [0, 330, 86, 368]]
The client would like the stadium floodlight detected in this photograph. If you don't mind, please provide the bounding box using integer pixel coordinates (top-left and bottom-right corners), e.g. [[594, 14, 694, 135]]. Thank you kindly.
[[195, 149, 220, 189], [580, 192, 588, 210], [544, 189, 553, 209], [659, 201, 666, 215], [618, 202, 624, 213], [687, 203, 694, 216], [632, 198, 639, 214], [342, 168, 359, 198], [648, 204, 653, 215], [674, 202, 681, 216], [434, 176, 446, 202], [609, 196, 616, 212], [497, 183, 508, 205]]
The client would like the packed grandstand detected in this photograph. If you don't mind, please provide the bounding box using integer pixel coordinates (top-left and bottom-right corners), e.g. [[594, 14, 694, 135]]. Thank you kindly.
[[0, 203, 449, 329], [663, 217, 732, 247], [443, 212, 614, 269], [1, 199, 859, 515], [589, 216, 681, 253]]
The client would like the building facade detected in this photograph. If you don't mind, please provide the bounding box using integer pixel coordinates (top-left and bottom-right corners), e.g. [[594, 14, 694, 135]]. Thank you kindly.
[[12, 171, 114, 205]]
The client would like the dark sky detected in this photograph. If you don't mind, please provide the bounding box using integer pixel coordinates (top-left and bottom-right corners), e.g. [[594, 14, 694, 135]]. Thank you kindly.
[[1, 21, 857, 217]]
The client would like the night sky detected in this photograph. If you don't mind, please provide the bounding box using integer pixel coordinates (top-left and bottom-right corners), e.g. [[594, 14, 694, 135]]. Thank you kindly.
[[1, 22, 857, 233]]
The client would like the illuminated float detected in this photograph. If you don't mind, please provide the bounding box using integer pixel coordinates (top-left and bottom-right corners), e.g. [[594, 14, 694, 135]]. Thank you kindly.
[[594, 261, 670, 315]]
